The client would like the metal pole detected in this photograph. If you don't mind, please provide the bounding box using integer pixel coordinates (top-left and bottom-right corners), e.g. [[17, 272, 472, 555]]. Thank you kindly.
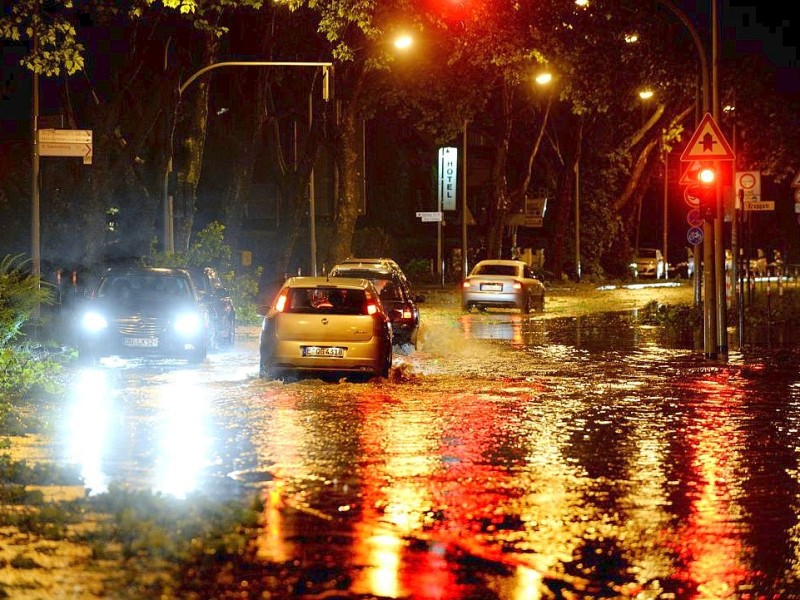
[[31, 42, 40, 280], [663, 142, 668, 279], [575, 159, 581, 281], [309, 92, 317, 276], [461, 121, 469, 277], [712, 0, 727, 356]]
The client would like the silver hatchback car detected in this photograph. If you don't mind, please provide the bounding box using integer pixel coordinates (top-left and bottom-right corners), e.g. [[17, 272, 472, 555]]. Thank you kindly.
[[461, 259, 545, 313], [259, 277, 393, 380]]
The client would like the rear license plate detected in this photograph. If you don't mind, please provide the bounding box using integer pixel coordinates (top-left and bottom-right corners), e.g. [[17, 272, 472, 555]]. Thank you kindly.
[[123, 337, 158, 348], [303, 346, 344, 357], [480, 283, 502, 292]]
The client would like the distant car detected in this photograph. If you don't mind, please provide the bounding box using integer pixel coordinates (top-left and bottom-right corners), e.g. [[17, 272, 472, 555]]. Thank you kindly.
[[186, 267, 235, 349], [329, 259, 424, 348], [75, 267, 209, 364], [461, 259, 545, 313], [632, 248, 665, 278], [259, 276, 393, 381]]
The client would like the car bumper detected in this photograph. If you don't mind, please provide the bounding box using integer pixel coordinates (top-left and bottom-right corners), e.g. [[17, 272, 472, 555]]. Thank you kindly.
[[462, 291, 524, 309], [260, 338, 390, 374]]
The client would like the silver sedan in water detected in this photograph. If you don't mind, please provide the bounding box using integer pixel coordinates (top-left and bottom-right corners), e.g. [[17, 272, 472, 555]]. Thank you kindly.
[[461, 259, 545, 313]]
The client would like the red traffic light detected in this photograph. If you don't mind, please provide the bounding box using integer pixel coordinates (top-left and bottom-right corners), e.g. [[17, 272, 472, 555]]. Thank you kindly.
[[698, 167, 716, 185]]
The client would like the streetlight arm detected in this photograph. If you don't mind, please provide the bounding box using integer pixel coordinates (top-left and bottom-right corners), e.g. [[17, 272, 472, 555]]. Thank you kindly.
[[179, 61, 333, 96], [657, 0, 710, 113]]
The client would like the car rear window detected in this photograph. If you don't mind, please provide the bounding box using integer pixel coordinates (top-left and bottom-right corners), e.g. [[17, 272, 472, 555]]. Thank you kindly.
[[286, 287, 367, 315], [331, 269, 403, 302], [475, 265, 518, 277]]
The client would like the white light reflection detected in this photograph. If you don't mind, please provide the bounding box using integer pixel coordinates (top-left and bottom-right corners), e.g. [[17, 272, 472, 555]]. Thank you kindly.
[[65, 368, 112, 495], [153, 371, 212, 498]]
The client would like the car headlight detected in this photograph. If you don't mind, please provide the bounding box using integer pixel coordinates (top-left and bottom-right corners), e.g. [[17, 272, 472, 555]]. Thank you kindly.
[[174, 312, 203, 336], [81, 311, 108, 333]]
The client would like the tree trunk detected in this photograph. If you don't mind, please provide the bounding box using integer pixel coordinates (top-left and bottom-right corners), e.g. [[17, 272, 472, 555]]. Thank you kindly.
[[325, 90, 362, 267], [174, 33, 219, 253], [486, 80, 513, 260]]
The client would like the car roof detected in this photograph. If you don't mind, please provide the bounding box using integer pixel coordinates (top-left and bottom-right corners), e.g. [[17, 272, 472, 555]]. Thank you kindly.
[[283, 276, 373, 290], [331, 263, 395, 276], [474, 259, 526, 267], [103, 266, 190, 277]]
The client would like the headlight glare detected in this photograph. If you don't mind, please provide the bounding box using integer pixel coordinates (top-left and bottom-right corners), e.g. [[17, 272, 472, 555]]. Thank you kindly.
[[81, 311, 108, 332], [175, 312, 202, 336]]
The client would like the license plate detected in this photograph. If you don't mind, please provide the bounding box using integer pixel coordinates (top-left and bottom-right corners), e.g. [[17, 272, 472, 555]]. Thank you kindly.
[[123, 337, 158, 348], [303, 346, 344, 357], [480, 283, 503, 292]]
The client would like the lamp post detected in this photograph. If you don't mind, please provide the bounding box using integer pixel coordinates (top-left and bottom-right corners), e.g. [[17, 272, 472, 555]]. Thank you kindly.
[[165, 60, 333, 259]]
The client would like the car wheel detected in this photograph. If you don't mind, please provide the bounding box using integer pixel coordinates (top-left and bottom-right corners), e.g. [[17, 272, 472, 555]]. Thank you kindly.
[[462, 301, 472, 312], [187, 345, 207, 364]]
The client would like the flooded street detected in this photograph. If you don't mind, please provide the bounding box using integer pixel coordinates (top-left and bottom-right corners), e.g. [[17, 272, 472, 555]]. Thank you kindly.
[[41, 290, 800, 597]]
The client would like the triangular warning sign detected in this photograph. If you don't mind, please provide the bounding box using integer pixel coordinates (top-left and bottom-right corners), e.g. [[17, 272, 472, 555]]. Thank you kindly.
[[680, 113, 735, 161], [679, 161, 704, 185], [792, 169, 800, 189]]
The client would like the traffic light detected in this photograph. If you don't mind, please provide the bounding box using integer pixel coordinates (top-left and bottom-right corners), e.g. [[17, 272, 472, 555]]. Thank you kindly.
[[695, 163, 717, 219]]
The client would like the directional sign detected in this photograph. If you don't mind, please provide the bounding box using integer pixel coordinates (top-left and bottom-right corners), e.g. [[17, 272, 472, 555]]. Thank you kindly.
[[416, 211, 442, 222], [37, 129, 93, 164], [744, 200, 775, 211], [680, 113, 735, 161], [38, 128, 92, 144]]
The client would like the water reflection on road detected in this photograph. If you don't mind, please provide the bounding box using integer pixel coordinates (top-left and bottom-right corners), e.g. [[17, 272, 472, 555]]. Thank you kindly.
[[56, 308, 800, 597]]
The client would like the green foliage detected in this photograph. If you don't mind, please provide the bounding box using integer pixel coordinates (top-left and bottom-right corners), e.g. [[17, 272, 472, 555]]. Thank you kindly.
[[0, 255, 63, 411], [146, 222, 262, 325]]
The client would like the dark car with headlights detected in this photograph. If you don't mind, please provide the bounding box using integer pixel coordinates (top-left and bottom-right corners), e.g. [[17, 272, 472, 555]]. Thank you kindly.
[[75, 267, 209, 364], [259, 276, 392, 381], [328, 260, 423, 348], [186, 266, 235, 349]]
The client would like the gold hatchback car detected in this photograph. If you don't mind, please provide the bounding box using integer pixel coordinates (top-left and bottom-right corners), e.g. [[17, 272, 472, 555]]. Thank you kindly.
[[259, 277, 393, 381]]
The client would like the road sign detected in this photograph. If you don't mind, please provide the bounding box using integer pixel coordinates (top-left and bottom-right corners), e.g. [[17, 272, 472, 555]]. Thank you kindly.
[[680, 113, 735, 161], [744, 200, 775, 211], [438, 147, 458, 211], [792, 170, 800, 188], [416, 211, 442, 222], [735, 170, 760, 205], [687, 208, 704, 227], [679, 161, 703, 185], [687, 226, 704, 246], [683, 185, 701, 208], [37, 129, 93, 164], [38, 128, 92, 144]]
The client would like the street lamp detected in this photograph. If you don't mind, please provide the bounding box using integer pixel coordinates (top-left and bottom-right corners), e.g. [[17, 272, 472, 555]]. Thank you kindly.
[[165, 60, 333, 258]]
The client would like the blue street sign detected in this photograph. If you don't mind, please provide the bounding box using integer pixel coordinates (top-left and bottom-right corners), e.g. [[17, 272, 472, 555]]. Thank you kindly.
[[687, 226, 704, 246]]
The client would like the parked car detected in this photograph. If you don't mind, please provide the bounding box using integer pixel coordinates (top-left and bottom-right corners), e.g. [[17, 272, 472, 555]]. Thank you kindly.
[[75, 267, 209, 364], [461, 259, 545, 313], [328, 259, 424, 348], [186, 266, 235, 349], [259, 276, 393, 381], [632, 248, 665, 278]]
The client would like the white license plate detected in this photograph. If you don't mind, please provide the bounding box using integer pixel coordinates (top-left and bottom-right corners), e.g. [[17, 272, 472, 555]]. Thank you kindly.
[[480, 283, 503, 292], [303, 346, 344, 357], [123, 337, 159, 348]]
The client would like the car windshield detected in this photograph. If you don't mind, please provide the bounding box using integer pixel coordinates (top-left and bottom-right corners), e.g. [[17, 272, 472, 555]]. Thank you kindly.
[[98, 274, 191, 301], [474, 264, 518, 277], [285, 287, 366, 315]]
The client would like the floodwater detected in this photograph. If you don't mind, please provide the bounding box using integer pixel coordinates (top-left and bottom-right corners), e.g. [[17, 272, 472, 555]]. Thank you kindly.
[[51, 301, 800, 598]]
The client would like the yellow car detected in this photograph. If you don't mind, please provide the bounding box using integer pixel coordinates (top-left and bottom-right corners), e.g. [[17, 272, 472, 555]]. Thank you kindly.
[[259, 277, 393, 381]]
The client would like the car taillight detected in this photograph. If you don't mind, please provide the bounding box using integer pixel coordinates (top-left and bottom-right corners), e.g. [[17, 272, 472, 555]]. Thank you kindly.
[[462, 280, 471, 288], [402, 305, 413, 319], [513, 281, 522, 290], [275, 292, 288, 312], [366, 302, 378, 315]]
